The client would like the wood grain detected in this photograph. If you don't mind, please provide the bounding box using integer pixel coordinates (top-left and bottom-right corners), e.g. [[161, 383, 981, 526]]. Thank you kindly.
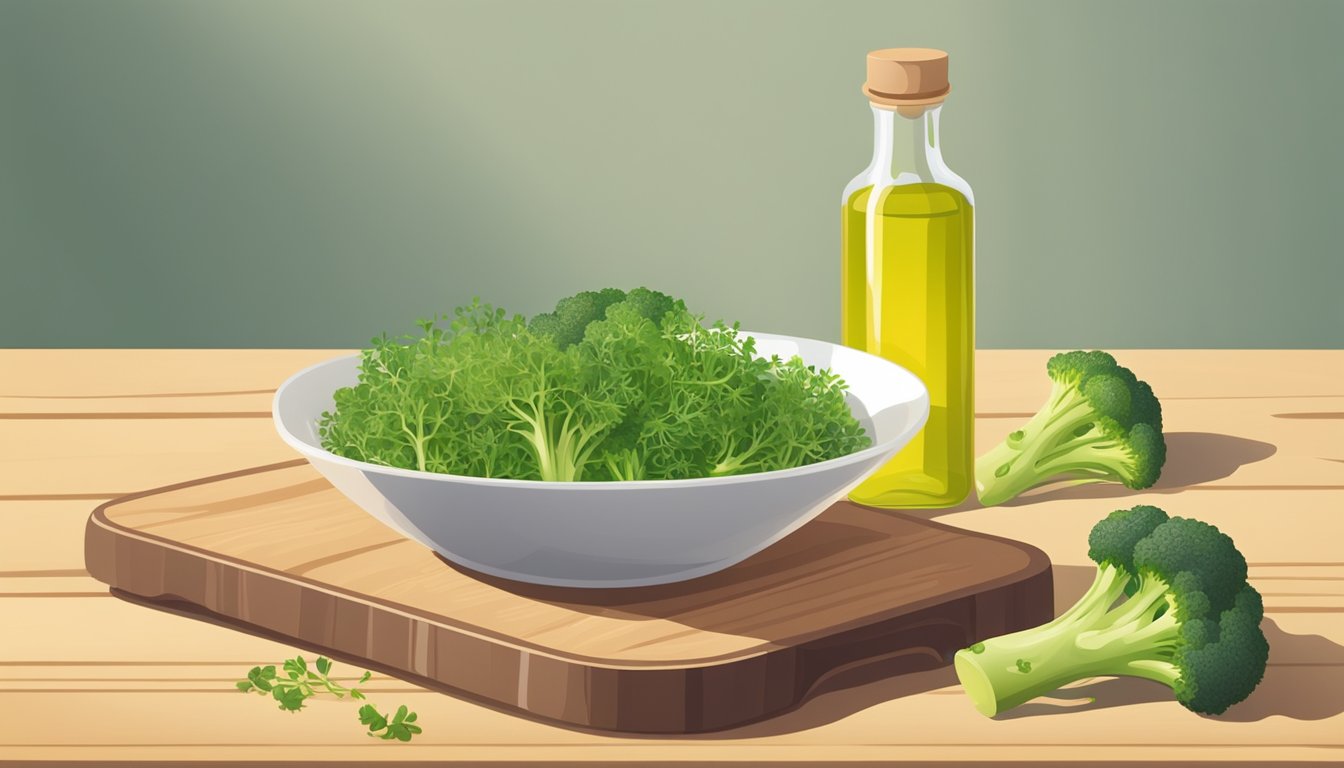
[[4, 349, 1339, 404], [8, 396, 1339, 497], [0, 501, 108, 572], [9, 490, 1344, 603], [0, 349, 342, 414], [2, 349, 1341, 764], [972, 350, 1344, 407], [5, 350, 1340, 497], [0, 419, 299, 496], [83, 463, 1052, 732]]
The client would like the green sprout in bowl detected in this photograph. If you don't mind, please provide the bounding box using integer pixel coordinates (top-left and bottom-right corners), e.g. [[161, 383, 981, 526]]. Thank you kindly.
[[318, 288, 872, 482]]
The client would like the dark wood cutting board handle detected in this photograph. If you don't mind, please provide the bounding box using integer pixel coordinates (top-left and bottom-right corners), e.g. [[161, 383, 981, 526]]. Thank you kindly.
[[795, 562, 1053, 696]]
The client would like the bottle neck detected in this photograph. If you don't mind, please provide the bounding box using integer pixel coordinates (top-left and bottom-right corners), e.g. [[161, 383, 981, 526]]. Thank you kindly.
[[868, 103, 945, 184]]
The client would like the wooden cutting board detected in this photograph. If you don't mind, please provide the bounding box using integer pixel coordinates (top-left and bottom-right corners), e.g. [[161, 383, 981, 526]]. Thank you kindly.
[[84, 459, 1053, 734]]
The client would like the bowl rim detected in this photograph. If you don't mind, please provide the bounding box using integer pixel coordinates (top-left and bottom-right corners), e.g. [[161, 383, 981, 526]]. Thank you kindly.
[[272, 331, 929, 490]]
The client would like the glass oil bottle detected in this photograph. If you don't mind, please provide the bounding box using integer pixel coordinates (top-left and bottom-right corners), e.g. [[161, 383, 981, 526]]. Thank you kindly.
[[842, 48, 974, 508]]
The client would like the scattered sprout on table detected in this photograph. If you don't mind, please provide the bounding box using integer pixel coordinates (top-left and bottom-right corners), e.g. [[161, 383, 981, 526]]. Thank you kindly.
[[237, 656, 421, 741]]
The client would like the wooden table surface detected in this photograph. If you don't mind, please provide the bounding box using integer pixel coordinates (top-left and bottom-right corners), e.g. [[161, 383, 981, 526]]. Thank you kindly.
[[2, 349, 1341, 766]]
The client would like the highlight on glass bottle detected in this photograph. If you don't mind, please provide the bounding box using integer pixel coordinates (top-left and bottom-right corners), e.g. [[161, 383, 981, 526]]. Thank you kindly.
[[842, 48, 975, 509]]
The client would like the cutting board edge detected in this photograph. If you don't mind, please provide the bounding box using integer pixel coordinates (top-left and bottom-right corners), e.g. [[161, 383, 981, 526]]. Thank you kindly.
[[84, 498, 1052, 671], [82, 461, 1056, 733], [83, 460, 1054, 669]]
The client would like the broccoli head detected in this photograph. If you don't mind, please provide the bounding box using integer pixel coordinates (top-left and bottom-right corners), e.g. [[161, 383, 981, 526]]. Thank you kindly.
[[528, 287, 680, 348], [953, 505, 1268, 717], [527, 288, 627, 348], [613, 286, 679, 326], [975, 350, 1167, 506]]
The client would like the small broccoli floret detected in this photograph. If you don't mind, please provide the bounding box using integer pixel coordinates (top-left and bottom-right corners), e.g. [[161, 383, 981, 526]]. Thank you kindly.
[[1087, 502, 1169, 572], [1175, 586, 1268, 714], [975, 350, 1167, 506], [613, 287, 679, 326], [953, 506, 1268, 717], [529, 287, 682, 348], [528, 288, 627, 348]]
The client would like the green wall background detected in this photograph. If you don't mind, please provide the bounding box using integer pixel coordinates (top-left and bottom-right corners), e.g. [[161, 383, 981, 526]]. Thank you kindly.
[[2, 0, 1340, 348]]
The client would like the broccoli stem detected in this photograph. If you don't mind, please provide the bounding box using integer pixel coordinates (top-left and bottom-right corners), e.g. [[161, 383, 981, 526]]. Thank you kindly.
[[953, 566, 1183, 717], [603, 449, 645, 481], [506, 398, 608, 482], [974, 385, 1117, 505], [1032, 439, 1136, 486]]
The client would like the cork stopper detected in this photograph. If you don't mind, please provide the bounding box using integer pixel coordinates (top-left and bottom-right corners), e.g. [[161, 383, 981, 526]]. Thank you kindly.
[[862, 48, 950, 110]]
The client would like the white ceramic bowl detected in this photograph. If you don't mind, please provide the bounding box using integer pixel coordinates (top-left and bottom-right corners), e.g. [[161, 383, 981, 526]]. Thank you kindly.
[[273, 333, 928, 588]]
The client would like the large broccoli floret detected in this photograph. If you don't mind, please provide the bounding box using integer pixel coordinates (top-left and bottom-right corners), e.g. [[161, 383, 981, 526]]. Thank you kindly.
[[953, 505, 1269, 717], [975, 350, 1167, 506]]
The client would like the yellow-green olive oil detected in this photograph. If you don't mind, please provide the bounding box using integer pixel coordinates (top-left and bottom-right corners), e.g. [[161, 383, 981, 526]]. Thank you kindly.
[[842, 182, 974, 507]]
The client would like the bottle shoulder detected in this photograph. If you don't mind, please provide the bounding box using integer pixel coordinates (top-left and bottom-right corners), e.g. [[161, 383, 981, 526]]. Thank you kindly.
[[841, 168, 876, 204], [844, 183, 971, 216], [929, 164, 975, 206], [841, 165, 974, 208]]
